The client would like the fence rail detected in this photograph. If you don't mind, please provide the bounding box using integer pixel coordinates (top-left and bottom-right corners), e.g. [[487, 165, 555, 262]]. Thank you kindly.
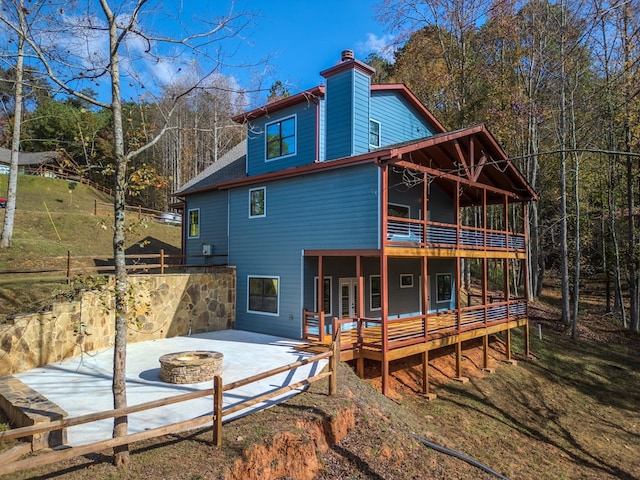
[[0, 251, 228, 283], [0, 332, 340, 476]]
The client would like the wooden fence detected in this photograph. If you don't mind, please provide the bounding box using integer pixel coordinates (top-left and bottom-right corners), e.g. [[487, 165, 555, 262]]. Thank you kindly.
[[0, 251, 228, 283], [0, 330, 340, 476]]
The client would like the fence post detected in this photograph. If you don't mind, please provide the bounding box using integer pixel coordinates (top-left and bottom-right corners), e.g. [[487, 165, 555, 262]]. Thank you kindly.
[[329, 317, 340, 395], [67, 251, 71, 285], [94, 199, 97, 216], [213, 375, 223, 446], [160, 249, 165, 274]]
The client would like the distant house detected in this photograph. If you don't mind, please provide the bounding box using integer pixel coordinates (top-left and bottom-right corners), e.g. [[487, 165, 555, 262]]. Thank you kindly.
[[176, 50, 537, 394], [0, 148, 59, 175]]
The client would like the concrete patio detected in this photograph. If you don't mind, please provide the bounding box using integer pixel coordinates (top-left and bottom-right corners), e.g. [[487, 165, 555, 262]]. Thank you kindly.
[[13, 330, 326, 446]]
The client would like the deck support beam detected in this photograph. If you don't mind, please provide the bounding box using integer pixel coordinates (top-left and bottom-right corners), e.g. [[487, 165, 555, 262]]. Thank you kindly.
[[454, 340, 469, 383]]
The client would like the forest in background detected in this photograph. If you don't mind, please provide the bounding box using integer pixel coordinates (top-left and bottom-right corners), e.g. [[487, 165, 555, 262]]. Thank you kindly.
[[1, 0, 639, 334]]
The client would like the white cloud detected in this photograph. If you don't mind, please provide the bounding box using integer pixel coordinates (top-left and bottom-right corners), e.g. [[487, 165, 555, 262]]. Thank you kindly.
[[358, 33, 397, 63]]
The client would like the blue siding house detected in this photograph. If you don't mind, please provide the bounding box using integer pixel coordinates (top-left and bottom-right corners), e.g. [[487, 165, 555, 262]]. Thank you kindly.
[[176, 50, 537, 395]]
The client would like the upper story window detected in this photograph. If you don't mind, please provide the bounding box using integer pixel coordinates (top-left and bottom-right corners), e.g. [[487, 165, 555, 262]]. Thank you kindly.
[[369, 119, 381, 148], [249, 187, 266, 218], [188, 208, 200, 238], [266, 115, 296, 160]]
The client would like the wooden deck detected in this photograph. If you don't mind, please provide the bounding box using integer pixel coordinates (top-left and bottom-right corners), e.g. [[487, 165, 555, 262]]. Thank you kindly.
[[303, 300, 528, 363]]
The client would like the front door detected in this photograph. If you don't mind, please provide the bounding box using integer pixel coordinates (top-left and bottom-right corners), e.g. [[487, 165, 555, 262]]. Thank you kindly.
[[339, 278, 358, 319]]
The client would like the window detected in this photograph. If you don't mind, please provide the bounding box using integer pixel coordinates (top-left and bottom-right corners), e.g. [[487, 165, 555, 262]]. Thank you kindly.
[[314, 277, 332, 315], [388, 203, 410, 218], [369, 119, 381, 147], [436, 273, 452, 303], [248, 276, 279, 315], [370, 275, 381, 311], [400, 274, 413, 288], [266, 116, 296, 160], [249, 187, 266, 218], [188, 208, 200, 238]]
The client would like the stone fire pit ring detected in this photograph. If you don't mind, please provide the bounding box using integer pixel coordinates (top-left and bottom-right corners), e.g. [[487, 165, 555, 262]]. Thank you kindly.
[[159, 351, 224, 384]]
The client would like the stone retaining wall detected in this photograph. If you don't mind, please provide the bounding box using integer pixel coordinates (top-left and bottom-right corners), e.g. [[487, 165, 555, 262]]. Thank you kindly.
[[0, 268, 236, 376]]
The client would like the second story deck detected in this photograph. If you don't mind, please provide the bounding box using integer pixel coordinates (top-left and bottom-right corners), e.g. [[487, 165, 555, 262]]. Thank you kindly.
[[386, 216, 526, 257]]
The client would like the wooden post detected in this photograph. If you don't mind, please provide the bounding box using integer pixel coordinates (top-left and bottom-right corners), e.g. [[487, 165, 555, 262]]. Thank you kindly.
[[329, 317, 339, 395], [318, 255, 324, 342], [160, 249, 165, 274], [505, 328, 512, 362], [138, 205, 142, 220], [524, 321, 530, 357], [421, 350, 437, 399], [213, 375, 223, 446], [456, 341, 462, 378], [380, 164, 390, 397], [94, 199, 97, 216], [483, 334, 489, 369], [66, 251, 71, 285]]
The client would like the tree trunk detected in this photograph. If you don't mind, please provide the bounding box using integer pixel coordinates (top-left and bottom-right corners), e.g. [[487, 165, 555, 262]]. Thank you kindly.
[[0, 1, 25, 249], [101, 0, 130, 466]]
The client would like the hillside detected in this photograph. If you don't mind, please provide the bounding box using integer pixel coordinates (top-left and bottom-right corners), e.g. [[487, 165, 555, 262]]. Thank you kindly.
[[0, 174, 181, 317], [1, 298, 638, 479]]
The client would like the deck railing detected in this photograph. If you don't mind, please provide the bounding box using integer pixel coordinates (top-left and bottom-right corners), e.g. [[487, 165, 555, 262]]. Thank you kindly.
[[387, 217, 525, 252], [303, 299, 527, 352]]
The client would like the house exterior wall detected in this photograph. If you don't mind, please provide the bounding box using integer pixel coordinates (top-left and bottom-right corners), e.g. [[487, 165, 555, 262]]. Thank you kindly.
[[246, 101, 319, 176], [228, 163, 380, 338], [184, 190, 229, 264], [370, 91, 436, 145]]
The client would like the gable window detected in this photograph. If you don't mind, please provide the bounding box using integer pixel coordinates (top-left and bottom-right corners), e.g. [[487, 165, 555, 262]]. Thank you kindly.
[[248, 276, 279, 315], [436, 273, 452, 303], [369, 119, 381, 148], [266, 116, 296, 160], [370, 275, 381, 311], [188, 208, 200, 238], [314, 276, 332, 315], [249, 187, 266, 218]]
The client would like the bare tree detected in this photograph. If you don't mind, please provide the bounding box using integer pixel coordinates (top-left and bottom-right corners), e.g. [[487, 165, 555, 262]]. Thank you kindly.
[[0, 0, 27, 248], [1, 0, 255, 466]]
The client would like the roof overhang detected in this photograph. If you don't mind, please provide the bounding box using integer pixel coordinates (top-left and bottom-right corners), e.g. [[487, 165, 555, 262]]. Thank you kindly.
[[232, 86, 325, 123], [177, 125, 537, 204]]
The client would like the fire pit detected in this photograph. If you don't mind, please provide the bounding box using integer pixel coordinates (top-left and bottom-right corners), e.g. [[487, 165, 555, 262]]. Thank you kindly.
[[159, 351, 224, 384]]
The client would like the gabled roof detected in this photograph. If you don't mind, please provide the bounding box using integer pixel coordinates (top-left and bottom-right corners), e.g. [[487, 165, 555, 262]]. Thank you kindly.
[[0, 148, 58, 166], [386, 124, 537, 203], [175, 125, 536, 203], [174, 142, 246, 195]]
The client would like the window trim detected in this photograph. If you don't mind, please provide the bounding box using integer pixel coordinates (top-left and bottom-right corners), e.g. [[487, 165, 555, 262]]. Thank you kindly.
[[314, 276, 333, 316], [247, 275, 280, 316], [249, 186, 266, 218], [369, 118, 381, 148], [265, 114, 297, 161], [370, 274, 381, 311], [400, 273, 413, 289], [187, 208, 200, 239], [436, 273, 453, 303], [388, 202, 410, 219]]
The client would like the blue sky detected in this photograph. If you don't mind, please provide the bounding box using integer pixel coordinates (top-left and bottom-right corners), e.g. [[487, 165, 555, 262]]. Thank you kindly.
[[231, 1, 392, 92], [160, 0, 395, 106]]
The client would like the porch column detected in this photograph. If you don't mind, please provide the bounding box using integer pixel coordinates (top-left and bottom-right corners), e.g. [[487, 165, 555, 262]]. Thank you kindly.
[[380, 164, 390, 396], [421, 255, 430, 395], [356, 254, 365, 377], [318, 255, 324, 342]]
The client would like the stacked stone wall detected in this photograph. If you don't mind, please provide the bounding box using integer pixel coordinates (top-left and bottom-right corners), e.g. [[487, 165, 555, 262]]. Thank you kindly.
[[0, 269, 235, 375]]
